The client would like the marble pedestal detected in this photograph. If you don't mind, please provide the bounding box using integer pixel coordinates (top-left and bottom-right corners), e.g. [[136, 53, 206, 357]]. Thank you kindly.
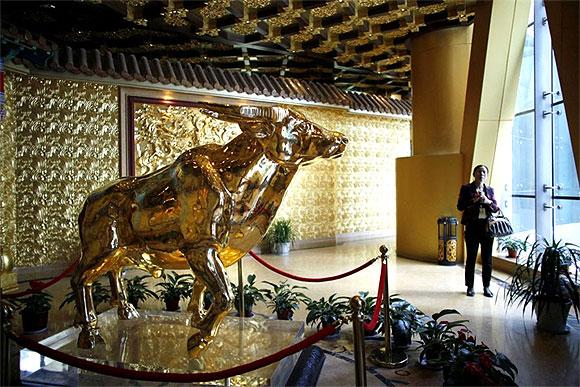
[[20, 309, 304, 386]]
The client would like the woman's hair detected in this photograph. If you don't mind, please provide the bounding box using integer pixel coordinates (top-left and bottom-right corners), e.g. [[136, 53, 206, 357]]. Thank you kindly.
[[472, 164, 489, 175]]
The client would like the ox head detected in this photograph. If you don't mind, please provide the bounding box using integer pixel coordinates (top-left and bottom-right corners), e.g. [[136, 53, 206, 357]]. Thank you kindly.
[[200, 104, 348, 166]]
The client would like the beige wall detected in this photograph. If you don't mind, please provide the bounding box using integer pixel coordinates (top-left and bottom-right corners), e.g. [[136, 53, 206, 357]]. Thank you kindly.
[[396, 26, 473, 262], [411, 26, 473, 155], [396, 154, 464, 262]]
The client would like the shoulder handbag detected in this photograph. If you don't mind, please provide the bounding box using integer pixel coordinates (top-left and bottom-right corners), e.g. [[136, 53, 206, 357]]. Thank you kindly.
[[487, 209, 513, 237]]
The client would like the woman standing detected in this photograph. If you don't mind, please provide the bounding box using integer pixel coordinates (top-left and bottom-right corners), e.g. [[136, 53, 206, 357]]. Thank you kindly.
[[457, 165, 499, 297]]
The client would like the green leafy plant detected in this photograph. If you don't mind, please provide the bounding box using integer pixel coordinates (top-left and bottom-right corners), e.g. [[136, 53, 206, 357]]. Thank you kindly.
[[498, 236, 529, 258], [18, 291, 53, 314], [17, 291, 53, 333], [60, 282, 111, 311], [416, 309, 469, 368], [388, 294, 425, 347], [125, 274, 158, 308], [504, 238, 580, 329], [444, 330, 518, 385], [231, 273, 266, 317], [305, 293, 349, 331], [265, 219, 298, 244], [156, 271, 193, 311], [262, 280, 309, 320], [389, 294, 424, 331]]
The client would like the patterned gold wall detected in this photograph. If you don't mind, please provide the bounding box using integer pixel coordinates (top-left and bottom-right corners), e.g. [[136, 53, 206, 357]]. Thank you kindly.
[[0, 73, 119, 267], [133, 103, 410, 241]]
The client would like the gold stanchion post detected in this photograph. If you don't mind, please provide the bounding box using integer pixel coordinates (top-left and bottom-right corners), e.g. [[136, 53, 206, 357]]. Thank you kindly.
[[369, 246, 408, 368], [350, 295, 367, 386], [237, 260, 245, 317]]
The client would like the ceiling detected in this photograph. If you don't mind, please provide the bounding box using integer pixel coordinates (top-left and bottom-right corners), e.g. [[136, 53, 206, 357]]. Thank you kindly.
[[1, 0, 475, 98]]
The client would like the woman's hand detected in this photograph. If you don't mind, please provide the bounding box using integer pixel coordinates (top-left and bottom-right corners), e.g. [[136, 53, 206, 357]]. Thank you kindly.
[[479, 193, 492, 205]]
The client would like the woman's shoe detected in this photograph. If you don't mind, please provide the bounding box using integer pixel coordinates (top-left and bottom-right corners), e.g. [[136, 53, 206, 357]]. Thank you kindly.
[[483, 287, 493, 298], [466, 287, 475, 297]]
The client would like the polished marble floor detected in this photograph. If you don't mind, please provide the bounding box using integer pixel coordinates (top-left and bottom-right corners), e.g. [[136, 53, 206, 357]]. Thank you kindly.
[[227, 238, 579, 387]]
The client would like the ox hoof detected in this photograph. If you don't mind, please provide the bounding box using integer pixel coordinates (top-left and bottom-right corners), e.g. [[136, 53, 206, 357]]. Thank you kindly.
[[118, 303, 140, 320], [77, 328, 105, 349], [150, 267, 163, 279], [187, 333, 213, 357]]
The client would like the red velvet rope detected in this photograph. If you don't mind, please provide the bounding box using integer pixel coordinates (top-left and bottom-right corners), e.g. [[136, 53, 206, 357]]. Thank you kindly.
[[248, 250, 378, 282], [5, 260, 78, 299], [363, 261, 386, 331], [10, 324, 336, 383]]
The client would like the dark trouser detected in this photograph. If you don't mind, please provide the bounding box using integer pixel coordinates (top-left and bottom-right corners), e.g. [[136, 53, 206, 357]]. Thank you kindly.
[[464, 220, 494, 288]]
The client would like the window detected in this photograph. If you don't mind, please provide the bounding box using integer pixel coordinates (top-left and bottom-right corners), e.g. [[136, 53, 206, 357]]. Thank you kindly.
[[511, 1, 579, 245]]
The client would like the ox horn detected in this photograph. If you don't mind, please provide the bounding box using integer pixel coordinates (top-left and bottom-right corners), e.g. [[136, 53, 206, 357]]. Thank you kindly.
[[199, 103, 288, 124], [239, 106, 288, 122]]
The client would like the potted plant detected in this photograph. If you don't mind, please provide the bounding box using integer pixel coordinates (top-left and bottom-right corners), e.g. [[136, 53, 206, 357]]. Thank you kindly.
[[155, 271, 194, 312], [444, 331, 518, 385], [305, 293, 349, 338], [231, 273, 266, 317], [262, 280, 309, 320], [60, 281, 111, 313], [498, 236, 529, 258], [265, 219, 298, 256], [504, 238, 580, 333], [125, 274, 158, 308], [17, 291, 53, 334], [389, 295, 424, 348], [416, 309, 468, 369]]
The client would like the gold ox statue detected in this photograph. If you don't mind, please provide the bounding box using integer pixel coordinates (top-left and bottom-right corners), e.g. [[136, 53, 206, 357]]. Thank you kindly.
[[71, 104, 348, 354]]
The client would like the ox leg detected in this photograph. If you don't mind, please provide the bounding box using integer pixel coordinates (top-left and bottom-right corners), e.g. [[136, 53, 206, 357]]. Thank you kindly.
[[71, 269, 105, 349], [188, 280, 207, 326], [185, 246, 233, 356], [108, 270, 139, 320]]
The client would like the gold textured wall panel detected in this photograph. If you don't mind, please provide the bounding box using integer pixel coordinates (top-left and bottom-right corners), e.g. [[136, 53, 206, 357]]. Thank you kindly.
[[2, 73, 409, 268], [134, 103, 241, 176], [285, 107, 411, 238], [0, 73, 119, 267], [134, 103, 410, 241]]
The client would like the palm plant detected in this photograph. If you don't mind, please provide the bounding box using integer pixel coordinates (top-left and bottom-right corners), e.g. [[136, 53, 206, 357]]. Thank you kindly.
[[262, 280, 309, 320], [504, 238, 580, 333], [265, 219, 298, 255], [155, 271, 194, 311], [125, 274, 158, 308]]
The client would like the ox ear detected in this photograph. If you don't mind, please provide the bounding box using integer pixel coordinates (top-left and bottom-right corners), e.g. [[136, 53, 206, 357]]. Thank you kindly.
[[200, 104, 288, 138]]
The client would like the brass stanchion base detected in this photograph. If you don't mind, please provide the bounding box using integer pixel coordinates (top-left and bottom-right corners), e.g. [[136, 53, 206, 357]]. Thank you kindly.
[[369, 347, 408, 369]]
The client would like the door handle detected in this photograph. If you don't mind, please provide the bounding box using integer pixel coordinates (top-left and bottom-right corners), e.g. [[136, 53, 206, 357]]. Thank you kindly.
[[543, 203, 562, 210], [543, 184, 561, 191]]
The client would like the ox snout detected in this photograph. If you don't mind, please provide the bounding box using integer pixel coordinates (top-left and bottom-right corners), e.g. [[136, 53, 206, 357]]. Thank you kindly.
[[324, 134, 348, 159]]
